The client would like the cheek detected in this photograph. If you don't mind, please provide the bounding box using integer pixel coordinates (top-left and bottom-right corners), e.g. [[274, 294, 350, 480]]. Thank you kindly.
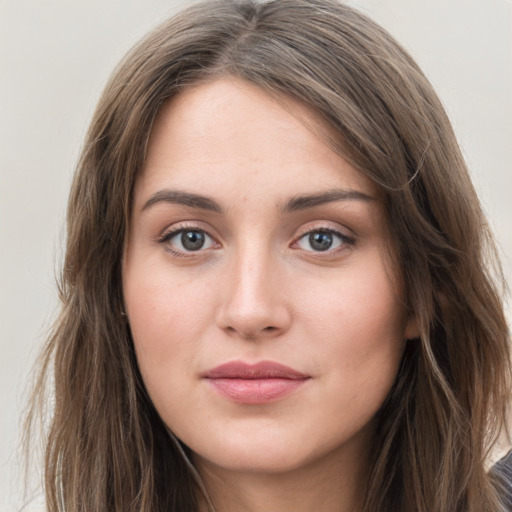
[[124, 265, 214, 373], [123, 266, 217, 422], [299, 257, 405, 400], [303, 257, 403, 336]]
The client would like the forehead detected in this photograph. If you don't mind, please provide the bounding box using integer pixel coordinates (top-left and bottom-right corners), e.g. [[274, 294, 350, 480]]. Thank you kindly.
[[135, 77, 378, 209]]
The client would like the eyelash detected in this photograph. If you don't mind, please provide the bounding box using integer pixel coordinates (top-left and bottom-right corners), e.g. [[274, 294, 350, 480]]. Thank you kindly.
[[157, 223, 356, 257]]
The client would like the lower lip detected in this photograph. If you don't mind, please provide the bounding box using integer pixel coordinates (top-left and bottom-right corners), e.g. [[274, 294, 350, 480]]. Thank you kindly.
[[206, 378, 308, 404]]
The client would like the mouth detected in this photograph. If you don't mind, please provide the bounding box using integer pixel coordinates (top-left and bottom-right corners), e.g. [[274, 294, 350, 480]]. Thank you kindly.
[[202, 361, 310, 404]]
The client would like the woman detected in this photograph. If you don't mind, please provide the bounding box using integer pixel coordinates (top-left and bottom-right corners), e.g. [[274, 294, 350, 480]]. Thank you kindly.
[[27, 0, 511, 510]]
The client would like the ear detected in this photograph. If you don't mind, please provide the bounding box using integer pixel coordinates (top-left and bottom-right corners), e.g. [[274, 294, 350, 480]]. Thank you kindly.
[[404, 314, 419, 340]]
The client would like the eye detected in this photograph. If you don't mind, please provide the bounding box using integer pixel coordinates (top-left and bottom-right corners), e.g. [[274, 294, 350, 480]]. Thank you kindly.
[[294, 229, 353, 253], [160, 228, 217, 254]]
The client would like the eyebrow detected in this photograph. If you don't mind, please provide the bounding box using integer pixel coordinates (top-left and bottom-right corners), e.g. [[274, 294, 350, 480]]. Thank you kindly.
[[141, 187, 375, 214], [142, 189, 223, 213], [282, 189, 375, 213]]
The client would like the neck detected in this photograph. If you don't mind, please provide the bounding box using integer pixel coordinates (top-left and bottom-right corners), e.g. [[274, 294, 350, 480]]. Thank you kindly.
[[194, 441, 369, 512]]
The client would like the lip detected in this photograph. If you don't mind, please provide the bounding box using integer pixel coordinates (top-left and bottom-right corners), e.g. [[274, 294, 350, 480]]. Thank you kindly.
[[202, 361, 310, 404]]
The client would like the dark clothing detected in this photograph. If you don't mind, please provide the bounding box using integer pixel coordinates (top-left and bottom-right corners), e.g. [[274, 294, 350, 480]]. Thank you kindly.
[[492, 450, 512, 510]]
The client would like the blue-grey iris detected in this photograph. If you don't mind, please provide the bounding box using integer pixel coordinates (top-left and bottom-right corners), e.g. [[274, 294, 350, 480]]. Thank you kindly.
[[309, 231, 332, 251], [182, 230, 205, 251]]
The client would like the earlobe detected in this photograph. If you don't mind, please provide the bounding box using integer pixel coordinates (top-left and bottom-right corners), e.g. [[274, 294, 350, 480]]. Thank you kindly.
[[404, 314, 419, 340]]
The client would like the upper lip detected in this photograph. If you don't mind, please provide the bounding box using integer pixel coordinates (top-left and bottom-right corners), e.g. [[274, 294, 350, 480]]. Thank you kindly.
[[202, 361, 309, 380]]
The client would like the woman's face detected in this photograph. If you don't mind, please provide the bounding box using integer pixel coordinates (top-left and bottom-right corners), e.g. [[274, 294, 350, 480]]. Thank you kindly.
[[123, 78, 417, 476]]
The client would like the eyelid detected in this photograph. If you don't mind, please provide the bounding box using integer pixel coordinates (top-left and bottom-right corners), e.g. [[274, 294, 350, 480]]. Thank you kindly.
[[292, 220, 355, 241]]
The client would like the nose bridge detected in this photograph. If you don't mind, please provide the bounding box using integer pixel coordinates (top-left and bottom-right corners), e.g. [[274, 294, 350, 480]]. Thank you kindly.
[[233, 243, 274, 308], [217, 235, 290, 339]]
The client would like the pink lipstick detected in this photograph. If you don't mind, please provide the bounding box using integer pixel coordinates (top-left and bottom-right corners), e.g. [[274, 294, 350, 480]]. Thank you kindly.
[[202, 361, 310, 404]]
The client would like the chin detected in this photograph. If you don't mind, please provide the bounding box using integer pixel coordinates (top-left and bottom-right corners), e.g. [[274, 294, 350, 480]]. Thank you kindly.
[[195, 445, 314, 475], [187, 422, 370, 477]]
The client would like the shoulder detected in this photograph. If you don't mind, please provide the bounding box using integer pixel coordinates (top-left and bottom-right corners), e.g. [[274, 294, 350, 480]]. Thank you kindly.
[[491, 450, 512, 510]]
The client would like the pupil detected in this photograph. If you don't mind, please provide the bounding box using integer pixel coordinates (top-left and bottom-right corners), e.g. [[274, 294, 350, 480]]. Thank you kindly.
[[181, 230, 205, 251], [309, 231, 332, 251]]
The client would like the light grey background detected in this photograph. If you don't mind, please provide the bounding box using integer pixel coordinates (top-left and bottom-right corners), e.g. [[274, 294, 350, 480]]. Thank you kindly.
[[1, 0, 511, 510]]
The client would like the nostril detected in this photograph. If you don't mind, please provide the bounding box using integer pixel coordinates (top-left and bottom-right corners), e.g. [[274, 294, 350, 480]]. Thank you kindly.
[[224, 324, 279, 339]]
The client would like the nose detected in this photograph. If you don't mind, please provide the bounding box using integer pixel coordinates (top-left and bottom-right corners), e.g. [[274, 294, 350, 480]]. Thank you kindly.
[[216, 246, 292, 341]]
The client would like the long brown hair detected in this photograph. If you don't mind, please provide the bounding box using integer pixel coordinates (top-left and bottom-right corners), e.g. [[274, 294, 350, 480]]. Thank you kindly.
[[26, 0, 510, 510]]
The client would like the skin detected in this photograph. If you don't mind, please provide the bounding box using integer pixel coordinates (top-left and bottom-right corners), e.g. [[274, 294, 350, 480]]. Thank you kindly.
[[123, 78, 418, 512]]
